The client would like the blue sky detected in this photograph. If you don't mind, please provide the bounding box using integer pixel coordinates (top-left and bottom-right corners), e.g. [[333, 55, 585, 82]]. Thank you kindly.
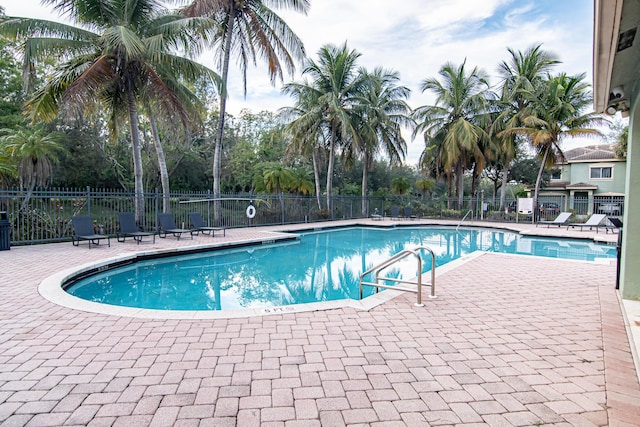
[[1, 0, 603, 164]]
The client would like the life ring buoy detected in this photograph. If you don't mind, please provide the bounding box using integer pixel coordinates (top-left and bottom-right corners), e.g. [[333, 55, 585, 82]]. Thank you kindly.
[[246, 205, 256, 219]]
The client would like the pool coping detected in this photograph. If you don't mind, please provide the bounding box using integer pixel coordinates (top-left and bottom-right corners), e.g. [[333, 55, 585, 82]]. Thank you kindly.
[[39, 222, 617, 320], [39, 239, 485, 320]]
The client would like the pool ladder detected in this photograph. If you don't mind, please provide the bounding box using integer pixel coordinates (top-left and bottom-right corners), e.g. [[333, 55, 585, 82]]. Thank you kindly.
[[359, 246, 437, 307]]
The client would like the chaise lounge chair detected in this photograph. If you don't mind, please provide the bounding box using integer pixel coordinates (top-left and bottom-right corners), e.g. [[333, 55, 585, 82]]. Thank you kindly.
[[371, 208, 383, 220], [157, 213, 193, 240], [71, 215, 110, 248], [390, 206, 400, 220], [189, 212, 226, 237], [403, 207, 416, 220], [606, 217, 623, 234], [569, 213, 607, 233], [536, 211, 572, 228], [117, 212, 156, 244]]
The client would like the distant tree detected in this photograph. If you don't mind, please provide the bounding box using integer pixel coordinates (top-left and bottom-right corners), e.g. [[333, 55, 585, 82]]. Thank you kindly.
[[507, 73, 604, 219], [413, 61, 492, 207], [285, 43, 365, 211], [350, 66, 412, 215], [509, 157, 550, 186], [614, 126, 628, 159], [390, 176, 411, 196], [415, 178, 435, 199], [493, 44, 559, 210], [1, 0, 219, 222], [0, 126, 65, 208]]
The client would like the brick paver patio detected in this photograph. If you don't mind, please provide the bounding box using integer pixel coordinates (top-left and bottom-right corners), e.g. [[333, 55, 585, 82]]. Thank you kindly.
[[0, 220, 639, 426]]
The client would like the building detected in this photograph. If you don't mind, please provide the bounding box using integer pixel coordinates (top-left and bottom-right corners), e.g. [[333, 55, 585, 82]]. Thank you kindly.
[[539, 145, 626, 216], [594, 0, 640, 300]]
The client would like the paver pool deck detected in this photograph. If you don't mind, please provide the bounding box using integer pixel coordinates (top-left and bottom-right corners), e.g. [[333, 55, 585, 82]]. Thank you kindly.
[[0, 219, 639, 426]]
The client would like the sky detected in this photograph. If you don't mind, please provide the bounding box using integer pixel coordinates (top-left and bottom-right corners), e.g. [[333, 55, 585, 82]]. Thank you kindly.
[[0, 0, 607, 165]]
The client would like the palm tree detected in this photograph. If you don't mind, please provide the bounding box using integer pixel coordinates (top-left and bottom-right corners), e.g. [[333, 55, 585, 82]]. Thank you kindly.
[[183, 0, 309, 224], [493, 44, 559, 210], [0, 0, 220, 223], [350, 67, 412, 215], [0, 126, 65, 209], [390, 176, 411, 205], [416, 178, 435, 200], [413, 61, 492, 208], [262, 163, 294, 194], [508, 73, 605, 218], [281, 81, 325, 209], [289, 167, 314, 196], [289, 42, 365, 212]]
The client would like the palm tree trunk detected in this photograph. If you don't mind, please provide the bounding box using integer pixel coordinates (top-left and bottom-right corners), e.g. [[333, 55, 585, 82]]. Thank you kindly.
[[213, 9, 236, 226], [457, 162, 464, 209], [20, 180, 35, 212], [533, 145, 551, 222], [447, 173, 453, 209], [499, 156, 512, 211], [127, 89, 145, 224], [149, 111, 170, 214], [361, 151, 369, 216], [326, 123, 337, 215], [312, 150, 322, 210]]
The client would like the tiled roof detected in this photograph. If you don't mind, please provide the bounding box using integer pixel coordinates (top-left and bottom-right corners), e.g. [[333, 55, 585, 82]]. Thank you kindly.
[[563, 144, 619, 162]]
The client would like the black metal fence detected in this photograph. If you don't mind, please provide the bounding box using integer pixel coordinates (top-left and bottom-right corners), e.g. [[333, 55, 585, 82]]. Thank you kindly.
[[0, 187, 625, 245]]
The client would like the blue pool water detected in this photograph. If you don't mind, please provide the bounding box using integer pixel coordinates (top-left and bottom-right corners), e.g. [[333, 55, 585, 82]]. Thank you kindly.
[[65, 226, 616, 311]]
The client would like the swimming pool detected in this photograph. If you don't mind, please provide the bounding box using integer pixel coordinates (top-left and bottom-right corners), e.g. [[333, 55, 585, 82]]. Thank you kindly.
[[63, 226, 616, 312]]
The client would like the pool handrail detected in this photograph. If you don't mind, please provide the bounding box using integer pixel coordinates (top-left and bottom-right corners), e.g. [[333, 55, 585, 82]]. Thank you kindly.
[[359, 245, 436, 307], [456, 210, 473, 231]]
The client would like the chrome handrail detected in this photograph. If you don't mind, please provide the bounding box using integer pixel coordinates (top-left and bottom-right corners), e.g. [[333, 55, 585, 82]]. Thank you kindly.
[[456, 209, 473, 231], [359, 245, 436, 307]]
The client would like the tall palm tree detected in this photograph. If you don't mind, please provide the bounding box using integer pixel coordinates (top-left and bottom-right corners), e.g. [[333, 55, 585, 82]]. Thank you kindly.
[[508, 73, 605, 218], [183, 0, 309, 224], [493, 44, 559, 210], [0, 0, 220, 223], [281, 81, 325, 209], [413, 61, 492, 208], [290, 42, 364, 212], [350, 67, 412, 215]]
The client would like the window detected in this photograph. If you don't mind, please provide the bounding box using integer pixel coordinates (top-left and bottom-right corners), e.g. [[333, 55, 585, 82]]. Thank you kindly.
[[550, 169, 562, 180], [590, 166, 612, 179]]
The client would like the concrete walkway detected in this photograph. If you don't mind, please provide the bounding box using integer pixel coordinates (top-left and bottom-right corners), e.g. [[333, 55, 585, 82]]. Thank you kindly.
[[0, 219, 638, 426]]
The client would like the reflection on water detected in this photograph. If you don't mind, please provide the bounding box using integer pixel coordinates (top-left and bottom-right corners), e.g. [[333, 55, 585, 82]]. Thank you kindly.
[[66, 227, 616, 311]]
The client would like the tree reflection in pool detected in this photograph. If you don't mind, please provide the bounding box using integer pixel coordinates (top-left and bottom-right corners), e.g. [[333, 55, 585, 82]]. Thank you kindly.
[[65, 227, 616, 311]]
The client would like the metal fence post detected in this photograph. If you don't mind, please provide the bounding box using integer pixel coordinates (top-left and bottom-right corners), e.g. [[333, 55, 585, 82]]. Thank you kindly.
[[154, 187, 159, 231], [86, 186, 91, 216]]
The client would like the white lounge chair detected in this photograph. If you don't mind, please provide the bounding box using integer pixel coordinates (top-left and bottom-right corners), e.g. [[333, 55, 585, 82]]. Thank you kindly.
[[569, 213, 607, 233], [536, 211, 572, 228]]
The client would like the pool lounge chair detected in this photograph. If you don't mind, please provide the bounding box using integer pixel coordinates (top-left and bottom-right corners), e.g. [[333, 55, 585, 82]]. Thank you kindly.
[[157, 213, 193, 240], [71, 215, 110, 248], [390, 206, 400, 220], [606, 217, 623, 234], [370, 208, 383, 220], [536, 211, 572, 228], [569, 213, 607, 233], [189, 212, 226, 237], [116, 212, 156, 244], [403, 207, 416, 220]]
